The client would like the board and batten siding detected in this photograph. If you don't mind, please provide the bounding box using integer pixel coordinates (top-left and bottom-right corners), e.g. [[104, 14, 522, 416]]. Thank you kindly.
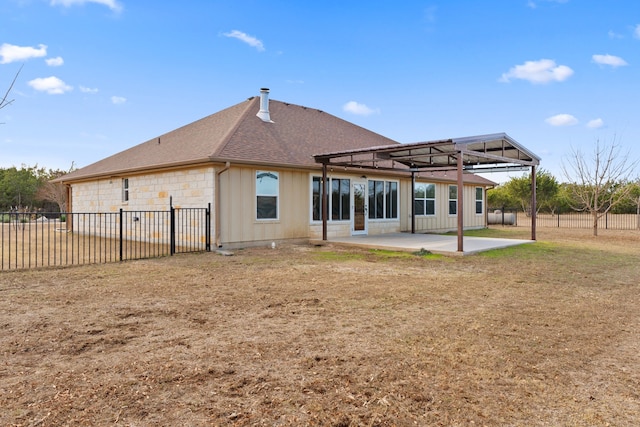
[[399, 179, 486, 233], [217, 166, 310, 246]]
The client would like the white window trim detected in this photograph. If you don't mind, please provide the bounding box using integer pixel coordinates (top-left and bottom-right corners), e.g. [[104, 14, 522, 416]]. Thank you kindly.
[[414, 182, 436, 217], [256, 170, 279, 221], [122, 178, 129, 203], [448, 184, 457, 216], [475, 187, 484, 216], [367, 179, 400, 221], [310, 175, 353, 223]]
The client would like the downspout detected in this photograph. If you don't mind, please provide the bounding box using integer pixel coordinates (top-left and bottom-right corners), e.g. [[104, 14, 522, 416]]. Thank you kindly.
[[215, 162, 231, 247]]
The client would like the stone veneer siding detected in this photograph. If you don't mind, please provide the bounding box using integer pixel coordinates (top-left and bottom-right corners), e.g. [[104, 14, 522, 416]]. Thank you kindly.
[[71, 167, 215, 212]]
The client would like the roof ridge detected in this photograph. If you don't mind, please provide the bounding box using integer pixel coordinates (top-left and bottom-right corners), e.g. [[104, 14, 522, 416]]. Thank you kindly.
[[209, 96, 259, 158]]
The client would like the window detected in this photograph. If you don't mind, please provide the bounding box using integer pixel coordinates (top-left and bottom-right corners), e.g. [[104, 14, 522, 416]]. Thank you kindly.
[[414, 183, 435, 216], [448, 185, 457, 216], [475, 187, 484, 215], [311, 176, 350, 221], [256, 171, 279, 219], [122, 178, 129, 202], [367, 180, 398, 219], [312, 176, 324, 221], [385, 181, 398, 219], [331, 178, 350, 221]]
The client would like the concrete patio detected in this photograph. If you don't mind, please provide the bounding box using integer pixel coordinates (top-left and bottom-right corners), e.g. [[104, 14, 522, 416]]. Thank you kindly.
[[313, 232, 534, 255]]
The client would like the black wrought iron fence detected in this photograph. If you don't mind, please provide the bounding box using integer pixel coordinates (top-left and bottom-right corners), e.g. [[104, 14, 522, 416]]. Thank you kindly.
[[488, 208, 640, 230], [1, 205, 211, 271]]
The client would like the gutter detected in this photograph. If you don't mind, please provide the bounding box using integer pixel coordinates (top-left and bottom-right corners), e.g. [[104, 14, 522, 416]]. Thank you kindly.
[[215, 162, 231, 247]]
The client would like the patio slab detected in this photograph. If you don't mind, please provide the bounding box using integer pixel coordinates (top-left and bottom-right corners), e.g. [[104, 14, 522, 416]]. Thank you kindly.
[[313, 233, 534, 255]]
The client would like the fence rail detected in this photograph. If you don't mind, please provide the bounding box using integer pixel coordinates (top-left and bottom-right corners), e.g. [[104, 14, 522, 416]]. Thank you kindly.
[[489, 209, 640, 230], [1, 206, 211, 271]]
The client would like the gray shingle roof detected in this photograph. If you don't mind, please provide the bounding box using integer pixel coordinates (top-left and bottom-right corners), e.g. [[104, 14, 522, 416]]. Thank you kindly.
[[56, 93, 496, 186], [58, 95, 402, 182]]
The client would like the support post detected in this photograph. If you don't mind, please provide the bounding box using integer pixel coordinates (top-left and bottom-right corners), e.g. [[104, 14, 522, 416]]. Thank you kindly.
[[411, 171, 416, 234], [322, 163, 328, 241], [457, 153, 464, 253], [531, 165, 537, 241]]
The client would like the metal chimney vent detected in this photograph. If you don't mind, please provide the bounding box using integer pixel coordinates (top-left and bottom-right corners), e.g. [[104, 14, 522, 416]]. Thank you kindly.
[[256, 88, 273, 123]]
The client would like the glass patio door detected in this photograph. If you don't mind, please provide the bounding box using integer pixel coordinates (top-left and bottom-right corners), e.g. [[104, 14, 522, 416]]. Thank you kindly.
[[352, 181, 367, 235]]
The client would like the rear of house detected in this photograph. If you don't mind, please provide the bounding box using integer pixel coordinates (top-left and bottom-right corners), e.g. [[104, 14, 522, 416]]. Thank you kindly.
[[58, 89, 498, 249]]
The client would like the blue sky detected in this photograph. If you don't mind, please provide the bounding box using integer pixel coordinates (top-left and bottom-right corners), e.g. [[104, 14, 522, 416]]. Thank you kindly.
[[1, 0, 639, 182]]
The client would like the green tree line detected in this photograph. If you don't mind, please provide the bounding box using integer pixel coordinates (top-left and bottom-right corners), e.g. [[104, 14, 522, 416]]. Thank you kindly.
[[0, 164, 72, 212], [488, 169, 640, 215]]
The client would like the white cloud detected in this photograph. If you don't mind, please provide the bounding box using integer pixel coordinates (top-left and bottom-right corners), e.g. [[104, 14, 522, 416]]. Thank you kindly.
[[499, 59, 574, 84], [28, 76, 72, 94], [79, 86, 99, 94], [528, 0, 568, 8], [342, 101, 380, 116], [423, 5, 437, 23], [545, 113, 578, 127], [111, 96, 126, 104], [586, 118, 604, 129], [635, 24, 640, 39], [223, 30, 265, 51], [50, 0, 123, 12], [592, 54, 628, 67], [608, 30, 623, 39], [45, 56, 64, 67], [0, 43, 47, 64]]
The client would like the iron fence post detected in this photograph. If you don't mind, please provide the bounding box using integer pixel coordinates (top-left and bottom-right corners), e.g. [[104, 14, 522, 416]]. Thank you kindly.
[[119, 209, 124, 262], [206, 203, 211, 252], [170, 206, 176, 256]]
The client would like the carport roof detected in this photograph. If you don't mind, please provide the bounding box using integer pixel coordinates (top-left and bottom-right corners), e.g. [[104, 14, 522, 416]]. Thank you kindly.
[[313, 132, 540, 173]]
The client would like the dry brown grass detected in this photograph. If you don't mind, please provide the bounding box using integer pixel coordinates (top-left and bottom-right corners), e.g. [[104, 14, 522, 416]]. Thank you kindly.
[[1, 228, 639, 426]]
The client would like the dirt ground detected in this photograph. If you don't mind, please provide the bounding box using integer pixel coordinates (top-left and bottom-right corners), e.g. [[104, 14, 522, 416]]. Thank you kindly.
[[1, 228, 639, 426]]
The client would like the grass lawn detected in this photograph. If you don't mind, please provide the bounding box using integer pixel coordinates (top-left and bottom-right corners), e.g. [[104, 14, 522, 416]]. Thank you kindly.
[[1, 227, 639, 426]]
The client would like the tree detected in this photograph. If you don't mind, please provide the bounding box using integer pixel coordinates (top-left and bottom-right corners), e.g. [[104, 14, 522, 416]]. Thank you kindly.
[[488, 169, 559, 214], [36, 163, 75, 212], [487, 184, 518, 210], [561, 137, 638, 236], [0, 165, 44, 210], [1, 65, 22, 114]]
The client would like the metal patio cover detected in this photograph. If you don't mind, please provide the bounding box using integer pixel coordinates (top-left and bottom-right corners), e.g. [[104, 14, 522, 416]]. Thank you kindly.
[[313, 132, 540, 173], [313, 132, 541, 252]]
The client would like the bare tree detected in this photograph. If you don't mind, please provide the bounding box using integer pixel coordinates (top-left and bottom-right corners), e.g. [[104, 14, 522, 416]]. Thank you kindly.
[[561, 137, 638, 236], [1, 65, 22, 113], [36, 163, 76, 212]]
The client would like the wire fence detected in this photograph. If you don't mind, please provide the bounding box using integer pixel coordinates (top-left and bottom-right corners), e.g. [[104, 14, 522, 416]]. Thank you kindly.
[[1, 206, 211, 271]]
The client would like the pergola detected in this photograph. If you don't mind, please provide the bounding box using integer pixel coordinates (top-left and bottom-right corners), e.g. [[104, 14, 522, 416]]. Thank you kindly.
[[313, 133, 541, 252]]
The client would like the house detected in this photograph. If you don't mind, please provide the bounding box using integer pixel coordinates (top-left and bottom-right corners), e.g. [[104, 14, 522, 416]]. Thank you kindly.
[[56, 88, 540, 250]]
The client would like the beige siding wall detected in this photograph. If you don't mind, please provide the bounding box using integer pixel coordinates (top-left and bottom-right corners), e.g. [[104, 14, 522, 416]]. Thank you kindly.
[[399, 179, 486, 233], [69, 165, 488, 247], [218, 166, 310, 246]]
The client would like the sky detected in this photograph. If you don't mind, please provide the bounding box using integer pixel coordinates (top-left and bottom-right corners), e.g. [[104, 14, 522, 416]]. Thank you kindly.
[[1, 0, 639, 183]]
